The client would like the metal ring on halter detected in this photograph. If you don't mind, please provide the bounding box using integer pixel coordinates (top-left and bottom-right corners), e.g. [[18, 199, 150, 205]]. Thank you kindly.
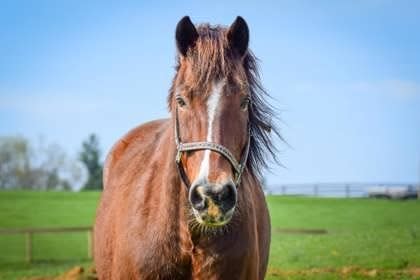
[[174, 107, 251, 188]]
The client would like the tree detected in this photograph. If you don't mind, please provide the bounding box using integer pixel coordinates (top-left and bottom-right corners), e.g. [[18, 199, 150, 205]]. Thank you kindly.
[[79, 134, 103, 190], [0, 136, 85, 190], [0, 136, 30, 188]]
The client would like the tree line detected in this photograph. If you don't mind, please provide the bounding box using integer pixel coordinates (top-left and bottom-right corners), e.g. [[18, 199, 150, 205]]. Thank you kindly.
[[0, 134, 103, 191]]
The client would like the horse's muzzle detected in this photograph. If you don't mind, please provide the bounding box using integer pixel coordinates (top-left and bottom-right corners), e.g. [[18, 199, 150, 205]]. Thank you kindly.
[[189, 181, 237, 226]]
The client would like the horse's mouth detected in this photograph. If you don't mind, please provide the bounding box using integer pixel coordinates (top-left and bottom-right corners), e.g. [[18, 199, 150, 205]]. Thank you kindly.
[[191, 207, 234, 227]]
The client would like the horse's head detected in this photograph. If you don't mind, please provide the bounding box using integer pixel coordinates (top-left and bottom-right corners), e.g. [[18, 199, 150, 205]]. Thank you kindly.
[[169, 16, 252, 227]]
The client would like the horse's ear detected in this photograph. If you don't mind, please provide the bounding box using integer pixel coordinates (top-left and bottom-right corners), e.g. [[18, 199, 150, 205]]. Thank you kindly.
[[176, 16, 199, 56], [227, 16, 249, 58]]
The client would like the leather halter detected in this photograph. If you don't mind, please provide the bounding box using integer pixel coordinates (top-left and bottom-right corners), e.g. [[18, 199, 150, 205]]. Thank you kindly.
[[174, 107, 251, 188]]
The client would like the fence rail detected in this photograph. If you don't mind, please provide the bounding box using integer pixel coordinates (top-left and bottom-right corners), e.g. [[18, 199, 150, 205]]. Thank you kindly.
[[0, 225, 329, 263], [269, 184, 360, 197], [267, 183, 418, 198], [0, 226, 93, 263]]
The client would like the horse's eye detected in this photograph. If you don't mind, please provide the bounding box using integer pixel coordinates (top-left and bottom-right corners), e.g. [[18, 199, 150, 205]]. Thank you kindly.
[[176, 96, 187, 107], [240, 98, 250, 111]]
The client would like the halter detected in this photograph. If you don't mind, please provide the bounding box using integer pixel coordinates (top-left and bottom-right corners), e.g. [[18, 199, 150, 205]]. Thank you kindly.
[[174, 107, 251, 188]]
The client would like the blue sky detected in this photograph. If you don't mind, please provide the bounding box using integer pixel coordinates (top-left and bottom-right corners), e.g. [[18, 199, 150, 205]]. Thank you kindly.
[[0, 1, 419, 184]]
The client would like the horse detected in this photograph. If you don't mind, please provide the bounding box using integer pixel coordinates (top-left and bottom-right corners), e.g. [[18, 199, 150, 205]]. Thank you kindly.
[[94, 16, 279, 280]]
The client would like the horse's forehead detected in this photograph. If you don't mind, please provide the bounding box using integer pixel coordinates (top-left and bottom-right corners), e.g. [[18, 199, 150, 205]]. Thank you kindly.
[[175, 80, 226, 102]]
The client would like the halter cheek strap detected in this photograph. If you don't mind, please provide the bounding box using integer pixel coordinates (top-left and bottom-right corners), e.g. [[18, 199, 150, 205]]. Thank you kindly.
[[174, 107, 250, 188]]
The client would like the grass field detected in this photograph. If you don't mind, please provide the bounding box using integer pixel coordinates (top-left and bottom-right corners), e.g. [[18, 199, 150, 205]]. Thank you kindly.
[[0, 191, 419, 279]]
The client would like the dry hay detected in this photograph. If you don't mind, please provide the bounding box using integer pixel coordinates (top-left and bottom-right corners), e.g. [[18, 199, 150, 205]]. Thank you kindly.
[[23, 266, 97, 280]]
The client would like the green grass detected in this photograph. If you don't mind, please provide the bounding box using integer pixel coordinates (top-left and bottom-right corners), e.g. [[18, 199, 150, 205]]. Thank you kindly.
[[0, 191, 419, 279], [266, 196, 420, 279], [0, 191, 98, 279]]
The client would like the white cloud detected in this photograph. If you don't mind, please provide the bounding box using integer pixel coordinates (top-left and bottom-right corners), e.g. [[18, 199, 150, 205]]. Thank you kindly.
[[0, 89, 168, 120], [0, 92, 119, 115], [292, 79, 420, 100], [351, 80, 420, 98]]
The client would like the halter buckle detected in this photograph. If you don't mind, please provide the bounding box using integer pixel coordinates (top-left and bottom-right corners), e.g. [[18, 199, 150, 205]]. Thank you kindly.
[[175, 149, 182, 163]]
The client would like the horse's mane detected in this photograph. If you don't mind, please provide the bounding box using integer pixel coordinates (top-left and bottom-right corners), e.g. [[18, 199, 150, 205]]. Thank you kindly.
[[168, 24, 281, 178]]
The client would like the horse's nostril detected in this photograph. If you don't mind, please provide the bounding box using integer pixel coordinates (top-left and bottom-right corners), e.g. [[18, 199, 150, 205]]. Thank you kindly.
[[219, 182, 237, 210], [189, 185, 207, 211], [189, 182, 237, 213], [219, 182, 235, 201], [194, 198, 207, 211]]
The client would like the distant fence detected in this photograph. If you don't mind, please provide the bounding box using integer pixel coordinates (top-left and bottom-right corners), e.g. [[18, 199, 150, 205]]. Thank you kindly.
[[0, 225, 329, 263], [0, 227, 328, 263], [266, 183, 419, 198], [0, 226, 93, 263]]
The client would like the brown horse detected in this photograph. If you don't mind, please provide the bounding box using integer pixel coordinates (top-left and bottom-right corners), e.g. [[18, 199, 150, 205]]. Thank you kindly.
[[94, 16, 279, 280]]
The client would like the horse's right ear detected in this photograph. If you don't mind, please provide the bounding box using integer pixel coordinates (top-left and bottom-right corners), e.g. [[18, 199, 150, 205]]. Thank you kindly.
[[176, 16, 199, 56]]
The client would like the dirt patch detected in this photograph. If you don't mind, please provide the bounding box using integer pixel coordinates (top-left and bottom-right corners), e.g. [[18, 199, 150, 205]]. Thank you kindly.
[[24, 266, 97, 280]]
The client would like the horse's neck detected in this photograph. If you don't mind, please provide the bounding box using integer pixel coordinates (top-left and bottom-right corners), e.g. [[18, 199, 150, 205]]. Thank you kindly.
[[152, 127, 193, 247]]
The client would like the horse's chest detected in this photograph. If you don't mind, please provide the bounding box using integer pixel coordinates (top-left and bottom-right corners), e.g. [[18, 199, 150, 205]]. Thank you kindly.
[[133, 236, 192, 279], [190, 245, 253, 279]]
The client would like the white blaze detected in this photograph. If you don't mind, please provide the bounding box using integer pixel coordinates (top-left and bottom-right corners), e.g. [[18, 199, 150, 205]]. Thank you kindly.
[[196, 81, 224, 182]]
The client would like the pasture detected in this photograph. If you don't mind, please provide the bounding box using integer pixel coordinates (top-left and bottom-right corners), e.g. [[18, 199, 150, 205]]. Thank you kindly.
[[0, 191, 419, 279]]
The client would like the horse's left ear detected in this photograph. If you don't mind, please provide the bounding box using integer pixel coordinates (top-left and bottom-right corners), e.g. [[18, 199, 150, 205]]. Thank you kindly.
[[227, 16, 249, 58]]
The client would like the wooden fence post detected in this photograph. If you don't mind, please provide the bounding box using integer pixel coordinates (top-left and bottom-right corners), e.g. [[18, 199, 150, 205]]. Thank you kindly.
[[345, 184, 350, 198], [25, 232, 32, 263], [91, 228, 95, 260], [417, 184, 420, 200], [87, 229, 93, 259]]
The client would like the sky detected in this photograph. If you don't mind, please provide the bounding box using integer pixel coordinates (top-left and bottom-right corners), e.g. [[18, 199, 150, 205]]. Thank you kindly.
[[0, 1, 419, 185]]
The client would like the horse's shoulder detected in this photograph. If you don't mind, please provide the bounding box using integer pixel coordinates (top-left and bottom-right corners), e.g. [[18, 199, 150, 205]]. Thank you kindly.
[[103, 118, 170, 187]]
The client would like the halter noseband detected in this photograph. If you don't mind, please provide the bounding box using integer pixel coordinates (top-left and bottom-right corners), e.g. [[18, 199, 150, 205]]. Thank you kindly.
[[174, 107, 251, 188]]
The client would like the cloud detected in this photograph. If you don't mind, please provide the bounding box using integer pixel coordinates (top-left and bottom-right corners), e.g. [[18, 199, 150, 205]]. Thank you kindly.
[[0, 92, 117, 116], [292, 79, 420, 100], [351, 80, 420, 98], [0, 90, 167, 120]]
